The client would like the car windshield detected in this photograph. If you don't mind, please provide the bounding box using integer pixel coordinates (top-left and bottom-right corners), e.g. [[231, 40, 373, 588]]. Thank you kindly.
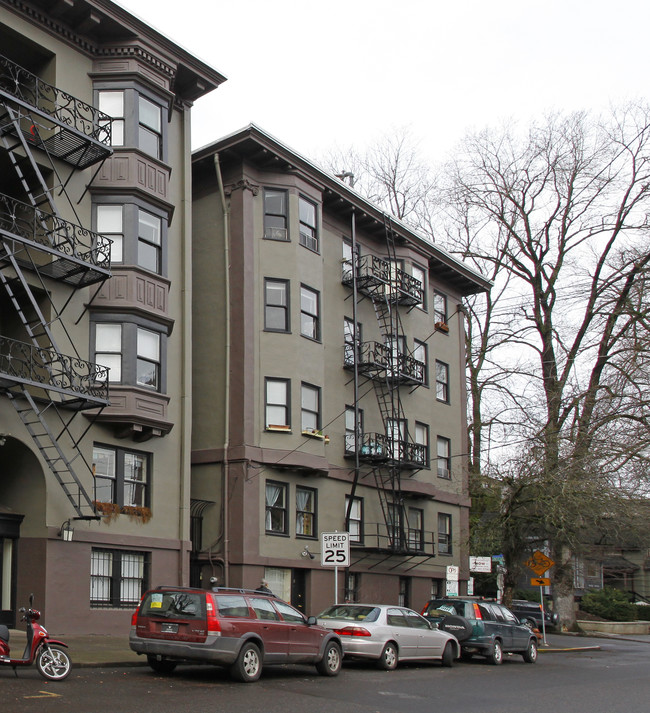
[[318, 605, 380, 622]]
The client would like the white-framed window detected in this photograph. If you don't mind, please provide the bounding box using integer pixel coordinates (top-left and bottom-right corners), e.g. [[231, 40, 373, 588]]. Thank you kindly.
[[93, 443, 150, 508], [437, 436, 451, 479], [296, 486, 316, 537], [345, 406, 363, 455], [97, 90, 124, 146], [96, 204, 123, 263], [138, 208, 162, 274], [265, 378, 290, 428], [436, 361, 450, 403], [301, 383, 320, 433], [264, 279, 290, 332], [264, 188, 288, 240], [138, 95, 162, 159], [95, 323, 122, 382], [265, 481, 288, 534], [407, 507, 424, 550], [300, 285, 320, 340], [438, 513, 452, 554], [413, 339, 428, 385], [434, 291, 448, 325], [345, 495, 363, 543], [90, 548, 148, 608], [412, 264, 427, 309], [299, 195, 318, 252], [136, 327, 160, 390], [415, 422, 429, 468]]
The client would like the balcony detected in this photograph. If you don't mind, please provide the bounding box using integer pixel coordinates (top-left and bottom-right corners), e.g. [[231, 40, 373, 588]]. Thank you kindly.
[[351, 522, 436, 556], [0, 54, 112, 169], [344, 341, 425, 385], [341, 254, 423, 306], [344, 433, 427, 469], [0, 336, 109, 408], [0, 193, 111, 286]]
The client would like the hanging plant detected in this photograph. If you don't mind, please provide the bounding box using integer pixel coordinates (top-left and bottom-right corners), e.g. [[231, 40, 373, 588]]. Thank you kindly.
[[122, 505, 153, 524], [93, 500, 121, 523]]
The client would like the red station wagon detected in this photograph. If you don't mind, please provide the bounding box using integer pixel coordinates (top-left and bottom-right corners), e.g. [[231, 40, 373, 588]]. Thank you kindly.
[[129, 586, 343, 682]]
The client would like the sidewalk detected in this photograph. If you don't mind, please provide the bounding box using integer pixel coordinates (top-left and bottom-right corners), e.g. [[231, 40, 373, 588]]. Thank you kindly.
[[7, 629, 650, 668]]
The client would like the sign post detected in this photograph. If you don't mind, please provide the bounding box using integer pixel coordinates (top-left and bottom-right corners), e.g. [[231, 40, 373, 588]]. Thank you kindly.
[[321, 532, 350, 605], [523, 550, 555, 645]]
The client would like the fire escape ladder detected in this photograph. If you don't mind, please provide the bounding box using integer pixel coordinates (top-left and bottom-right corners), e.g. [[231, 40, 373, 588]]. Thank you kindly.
[[6, 388, 96, 518], [0, 58, 114, 518]]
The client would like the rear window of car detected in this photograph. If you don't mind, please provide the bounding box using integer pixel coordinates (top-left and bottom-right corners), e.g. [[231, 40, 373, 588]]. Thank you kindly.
[[214, 595, 252, 618], [318, 605, 380, 622], [425, 600, 469, 617], [140, 590, 205, 619]]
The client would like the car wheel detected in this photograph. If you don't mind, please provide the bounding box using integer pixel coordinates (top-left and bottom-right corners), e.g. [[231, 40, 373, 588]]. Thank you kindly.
[[486, 639, 503, 665], [377, 641, 398, 670], [316, 641, 342, 676], [522, 618, 536, 630], [147, 655, 177, 674], [441, 642, 455, 668], [522, 637, 538, 663], [438, 615, 473, 642], [230, 641, 262, 682]]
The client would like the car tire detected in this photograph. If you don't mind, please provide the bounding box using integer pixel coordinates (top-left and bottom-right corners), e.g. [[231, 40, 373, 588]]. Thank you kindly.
[[316, 641, 342, 676], [438, 615, 473, 642], [522, 637, 538, 663], [147, 655, 177, 674], [486, 639, 503, 665], [522, 618, 537, 630], [441, 642, 455, 668], [230, 641, 262, 682], [377, 641, 398, 670]]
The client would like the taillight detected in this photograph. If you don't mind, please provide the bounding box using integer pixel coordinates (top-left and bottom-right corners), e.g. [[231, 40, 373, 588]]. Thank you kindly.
[[334, 626, 371, 637], [206, 594, 221, 634], [131, 609, 139, 627], [472, 603, 483, 620]]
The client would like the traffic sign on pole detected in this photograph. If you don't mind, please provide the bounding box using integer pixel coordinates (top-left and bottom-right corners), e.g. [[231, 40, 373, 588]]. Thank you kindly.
[[321, 532, 350, 568]]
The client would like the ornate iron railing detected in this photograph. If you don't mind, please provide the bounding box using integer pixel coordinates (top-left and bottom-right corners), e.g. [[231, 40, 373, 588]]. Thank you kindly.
[[0, 192, 111, 269], [344, 340, 425, 384], [0, 336, 109, 402], [0, 53, 112, 145], [341, 254, 423, 304], [344, 432, 427, 468]]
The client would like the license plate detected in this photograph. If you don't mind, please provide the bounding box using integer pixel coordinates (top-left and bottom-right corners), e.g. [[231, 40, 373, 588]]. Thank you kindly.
[[161, 623, 178, 634]]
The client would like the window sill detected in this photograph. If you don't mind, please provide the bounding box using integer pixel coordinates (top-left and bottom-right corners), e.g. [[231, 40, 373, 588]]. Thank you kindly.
[[302, 430, 325, 440], [266, 425, 292, 433]]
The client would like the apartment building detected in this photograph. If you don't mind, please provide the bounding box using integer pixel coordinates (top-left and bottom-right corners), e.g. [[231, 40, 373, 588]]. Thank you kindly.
[[0, 0, 223, 633], [191, 125, 490, 614]]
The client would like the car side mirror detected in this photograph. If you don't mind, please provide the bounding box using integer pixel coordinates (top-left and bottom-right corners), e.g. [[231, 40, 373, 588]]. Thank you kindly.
[[307, 615, 317, 626]]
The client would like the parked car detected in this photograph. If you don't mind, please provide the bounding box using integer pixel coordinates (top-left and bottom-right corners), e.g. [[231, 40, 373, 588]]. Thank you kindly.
[[129, 586, 342, 682], [510, 599, 559, 631], [421, 598, 538, 665], [316, 603, 460, 669]]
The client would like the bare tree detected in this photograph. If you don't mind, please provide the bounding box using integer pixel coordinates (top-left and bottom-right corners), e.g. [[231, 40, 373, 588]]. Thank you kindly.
[[442, 105, 650, 625]]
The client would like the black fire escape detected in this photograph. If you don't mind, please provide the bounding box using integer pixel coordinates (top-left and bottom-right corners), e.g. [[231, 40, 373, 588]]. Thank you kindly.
[[0, 54, 113, 518], [342, 216, 432, 557]]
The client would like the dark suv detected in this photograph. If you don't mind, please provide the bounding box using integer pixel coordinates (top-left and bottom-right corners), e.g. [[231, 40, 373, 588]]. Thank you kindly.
[[421, 598, 538, 665], [510, 600, 559, 631], [129, 586, 342, 682]]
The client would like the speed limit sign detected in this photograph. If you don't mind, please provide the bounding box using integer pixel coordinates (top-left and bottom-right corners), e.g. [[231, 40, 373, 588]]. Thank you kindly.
[[321, 532, 350, 567]]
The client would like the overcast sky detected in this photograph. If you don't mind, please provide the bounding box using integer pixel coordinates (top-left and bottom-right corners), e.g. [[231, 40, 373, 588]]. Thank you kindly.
[[117, 0, 649, 164]]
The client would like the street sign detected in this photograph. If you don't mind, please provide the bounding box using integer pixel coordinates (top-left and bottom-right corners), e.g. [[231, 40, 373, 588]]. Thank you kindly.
[[445, 580, 459, 596], [524, 550, 555, 576], [320, 532, 350, 567], [531, 577, 551, 587], [446, 565, 459, 581], [469, 556, 492, 573]]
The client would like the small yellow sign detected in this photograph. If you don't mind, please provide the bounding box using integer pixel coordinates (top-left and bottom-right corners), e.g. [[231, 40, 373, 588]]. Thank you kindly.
[[524, 550, 555, 576], [531, 577, 551, 587]]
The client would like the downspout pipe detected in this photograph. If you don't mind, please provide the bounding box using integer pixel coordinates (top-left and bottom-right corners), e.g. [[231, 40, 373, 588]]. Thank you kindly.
[[214, 153, 231, 587]]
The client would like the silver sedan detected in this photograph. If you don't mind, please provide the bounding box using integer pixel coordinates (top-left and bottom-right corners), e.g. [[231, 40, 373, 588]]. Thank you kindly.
[[317, 604, 459, 669]]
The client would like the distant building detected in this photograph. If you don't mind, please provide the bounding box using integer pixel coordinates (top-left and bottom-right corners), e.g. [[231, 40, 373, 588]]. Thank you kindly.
[[0, 0, 224, 633], [190, 125, 490, 612]]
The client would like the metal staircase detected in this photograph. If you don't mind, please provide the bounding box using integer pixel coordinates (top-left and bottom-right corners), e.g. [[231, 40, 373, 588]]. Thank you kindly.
[[0, 53, 113, 518], [342, 216, 426, 553]]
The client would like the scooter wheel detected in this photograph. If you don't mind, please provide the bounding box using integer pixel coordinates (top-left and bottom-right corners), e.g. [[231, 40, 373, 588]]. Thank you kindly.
[[37, 645, 71, 681]]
